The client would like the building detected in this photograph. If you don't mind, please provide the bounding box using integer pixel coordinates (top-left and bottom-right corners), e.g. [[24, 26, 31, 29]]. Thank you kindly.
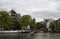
[[9, 10, 18, 21], [9, 10, 21, 21], [17, 14, 21, 20], [44, 19, 54, 31], [55, 18, 60, 32], [9, 10, 21, 30]]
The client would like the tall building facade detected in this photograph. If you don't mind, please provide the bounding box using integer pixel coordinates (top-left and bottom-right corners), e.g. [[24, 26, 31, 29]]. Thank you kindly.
[[9, 10, 21, 29], [44, 19, 54, 31], [55, 18, 60, 32], [9, 10, 21, 21]]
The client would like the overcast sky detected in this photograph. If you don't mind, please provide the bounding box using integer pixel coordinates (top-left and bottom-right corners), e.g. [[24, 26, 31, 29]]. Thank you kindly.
[[0, 0, 60, 22]]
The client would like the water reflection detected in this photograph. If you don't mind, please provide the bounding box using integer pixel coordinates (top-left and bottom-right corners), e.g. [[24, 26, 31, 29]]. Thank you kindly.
[[35, 33, 60, 39], [0, 33, 60, 39], [0, 33, 35, 39]]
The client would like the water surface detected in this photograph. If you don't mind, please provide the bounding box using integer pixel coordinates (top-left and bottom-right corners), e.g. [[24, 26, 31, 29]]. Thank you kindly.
[[0, 33, 60, 39]]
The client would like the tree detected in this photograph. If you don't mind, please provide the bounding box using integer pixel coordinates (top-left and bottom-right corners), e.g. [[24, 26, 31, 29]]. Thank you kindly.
[[13, 20, 21, 30], [36, 22, 45, 29], [49, 22, 55, 31], [20, 15, 31, 27], [0, 11, 13, 30], [30, 18, 37, 29]]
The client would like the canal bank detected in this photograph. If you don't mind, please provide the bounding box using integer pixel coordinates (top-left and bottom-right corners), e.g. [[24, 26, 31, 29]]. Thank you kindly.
[[0, 30, 40, 33]]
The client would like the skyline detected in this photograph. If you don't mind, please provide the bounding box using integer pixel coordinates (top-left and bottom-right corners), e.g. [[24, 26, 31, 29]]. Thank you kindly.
[[0, 0, 60, 22]]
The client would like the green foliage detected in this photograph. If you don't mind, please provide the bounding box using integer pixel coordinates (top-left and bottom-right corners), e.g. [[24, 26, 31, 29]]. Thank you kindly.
[[36, 22, 45, 29], [30, 18, 37, 28], [20, 15, 31, 27], [14, 20, 21, 30], [49, 22, 55, 31], [0, 11, 13, 30]]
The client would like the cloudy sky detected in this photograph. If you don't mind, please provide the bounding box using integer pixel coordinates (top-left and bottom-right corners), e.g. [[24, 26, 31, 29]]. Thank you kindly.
[[0, 0, 60, 22]]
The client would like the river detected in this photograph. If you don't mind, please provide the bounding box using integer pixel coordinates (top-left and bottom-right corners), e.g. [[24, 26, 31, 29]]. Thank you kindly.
[[0, 33, 60, 39]]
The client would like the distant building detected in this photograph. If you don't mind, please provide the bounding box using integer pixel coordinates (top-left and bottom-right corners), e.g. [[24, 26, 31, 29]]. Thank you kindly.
[[9, 10, 17, 21], [44, 19, 54, 31], [17, 14, 21, 20], [9, 10, 21, 21], [55, 18, 60, 32], [9, 10, 21, 30]]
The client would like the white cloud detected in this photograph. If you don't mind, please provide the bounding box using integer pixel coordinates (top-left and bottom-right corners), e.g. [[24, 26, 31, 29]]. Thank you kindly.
[[0, 0, 60, 22]]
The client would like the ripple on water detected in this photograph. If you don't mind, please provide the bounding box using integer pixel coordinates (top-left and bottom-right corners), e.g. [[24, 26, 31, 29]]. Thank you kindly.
[[0, 33, 60, 39]]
